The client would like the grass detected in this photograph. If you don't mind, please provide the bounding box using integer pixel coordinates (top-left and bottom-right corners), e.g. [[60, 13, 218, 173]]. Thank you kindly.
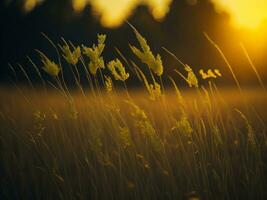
[[1, 28, 267, 200]]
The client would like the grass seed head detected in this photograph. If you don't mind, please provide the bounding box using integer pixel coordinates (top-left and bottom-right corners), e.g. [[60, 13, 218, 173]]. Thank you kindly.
[[172, 116, 193, 136], [148, 82, 161, 101], [185, 64, 198, 88], [118, 126, 132, 148], [61, 43, 81, 65], [82, 34, 106, 75], [199, 68, 222, 79], [107, 59, 129, 81], [235, 109, 256, 147], [126, 100, 163, 152], [39, 52, 60, 77], [33, 110, 46, 136], [104, 75, 113, 94], [130, 29, 163, 76]]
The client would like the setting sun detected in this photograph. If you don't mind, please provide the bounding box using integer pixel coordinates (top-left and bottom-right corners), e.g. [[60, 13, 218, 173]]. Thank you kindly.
[[212, 0, 267, 29]]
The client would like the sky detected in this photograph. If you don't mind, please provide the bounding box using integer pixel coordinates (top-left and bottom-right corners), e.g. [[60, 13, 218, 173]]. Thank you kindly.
[[1, 0, 267, 86]]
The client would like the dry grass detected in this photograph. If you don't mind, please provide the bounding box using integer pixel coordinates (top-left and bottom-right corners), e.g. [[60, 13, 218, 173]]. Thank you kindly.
[[1, 29, 267, 199], [1, 86, 267, 199]]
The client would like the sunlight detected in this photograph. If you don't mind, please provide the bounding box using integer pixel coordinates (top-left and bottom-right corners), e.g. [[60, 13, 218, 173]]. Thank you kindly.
[[72, 0, 267, 29], [90, 0, 138, 28], [211, 0, 267, 29], [23, 0, 267, 29], [72, 0, 172, 27], [72, 0, 87, 12], [23, 0, 44, 12]]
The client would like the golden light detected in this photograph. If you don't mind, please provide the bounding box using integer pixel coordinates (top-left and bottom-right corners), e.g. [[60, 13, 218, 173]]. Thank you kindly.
[[72, 0, 87, 12], [72, 0, 172, 28], [211, 0, 267, 29], [23, 0, 267, 30], [23, 0, 44, 12], [90, 0, 138, 28]]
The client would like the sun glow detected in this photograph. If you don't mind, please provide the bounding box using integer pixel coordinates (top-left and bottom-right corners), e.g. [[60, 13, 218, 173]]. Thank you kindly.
[[72, 0, 172, 28], [211, 0, 267, 29], [23, 0, 44, 12], [22, 0, 267, 30], [72, 0, 267, 29]]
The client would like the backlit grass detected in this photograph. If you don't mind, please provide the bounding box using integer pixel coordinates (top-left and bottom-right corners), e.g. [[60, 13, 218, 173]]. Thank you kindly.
[[1, 26, 267, 199]]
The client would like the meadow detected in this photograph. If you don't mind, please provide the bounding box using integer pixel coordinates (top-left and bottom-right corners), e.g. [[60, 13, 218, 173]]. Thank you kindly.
[[1, 26, 267, 200]]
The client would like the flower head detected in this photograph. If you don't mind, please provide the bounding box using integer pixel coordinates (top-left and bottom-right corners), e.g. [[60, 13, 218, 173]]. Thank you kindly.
[[104, 75, 113, 94], [38, 51, 60, 77], [199, 68, 222, 79], [214, 69, 222, 77], [130, 28, 163, 76], [82, 34, 106, 75], [148, 82, 161, 101], [107, 59, 129, 81], [60, 42, 81, 65], [171, 117, 193, 136], [125, 100, 163, 152], [185, 64, 198, 88], [97, 34, 106, 44]]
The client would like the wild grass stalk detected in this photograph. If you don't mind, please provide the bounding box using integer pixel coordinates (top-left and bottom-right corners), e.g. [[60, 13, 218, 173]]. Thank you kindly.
[[0, 26, 267, 200]]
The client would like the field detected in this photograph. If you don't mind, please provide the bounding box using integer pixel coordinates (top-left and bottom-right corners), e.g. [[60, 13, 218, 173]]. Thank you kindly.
[[1, 30, 267, 200]]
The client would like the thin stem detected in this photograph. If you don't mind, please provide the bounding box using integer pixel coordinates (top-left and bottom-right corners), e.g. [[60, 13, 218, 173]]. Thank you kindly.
[[240, 43, 266, 92], [27, 56, 47, 91], [159, 75, 165, 95], [123, 80, 131, 100], [17, 63, 34, 90], [204, 33, 242, 93], [80, 56, 96, 97], [73, 64, 81, 84], [41, 33, 70, 96]]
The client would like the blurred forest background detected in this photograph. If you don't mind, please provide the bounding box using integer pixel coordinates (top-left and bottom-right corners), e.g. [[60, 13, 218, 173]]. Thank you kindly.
[[1, 0, 267, 87]]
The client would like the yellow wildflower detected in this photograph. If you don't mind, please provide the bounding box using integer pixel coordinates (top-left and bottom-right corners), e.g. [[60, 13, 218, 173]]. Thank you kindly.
[[185, 64, 198, 88], [107, 59, 129, 81], [199, 68, 222, 79], [148, 82, 161, 101], [214, 69, 222, 77], [97, 34, 106, 45], [60, 42, 81, 65], [82, 34, 106, 75], [33, 110, 46, 136], [130, 28, 163, 76], [104, 75, 113, 94], [126, 100, 163, 152], [38, 51, 60, 77], [171, 116, 193, 136]]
